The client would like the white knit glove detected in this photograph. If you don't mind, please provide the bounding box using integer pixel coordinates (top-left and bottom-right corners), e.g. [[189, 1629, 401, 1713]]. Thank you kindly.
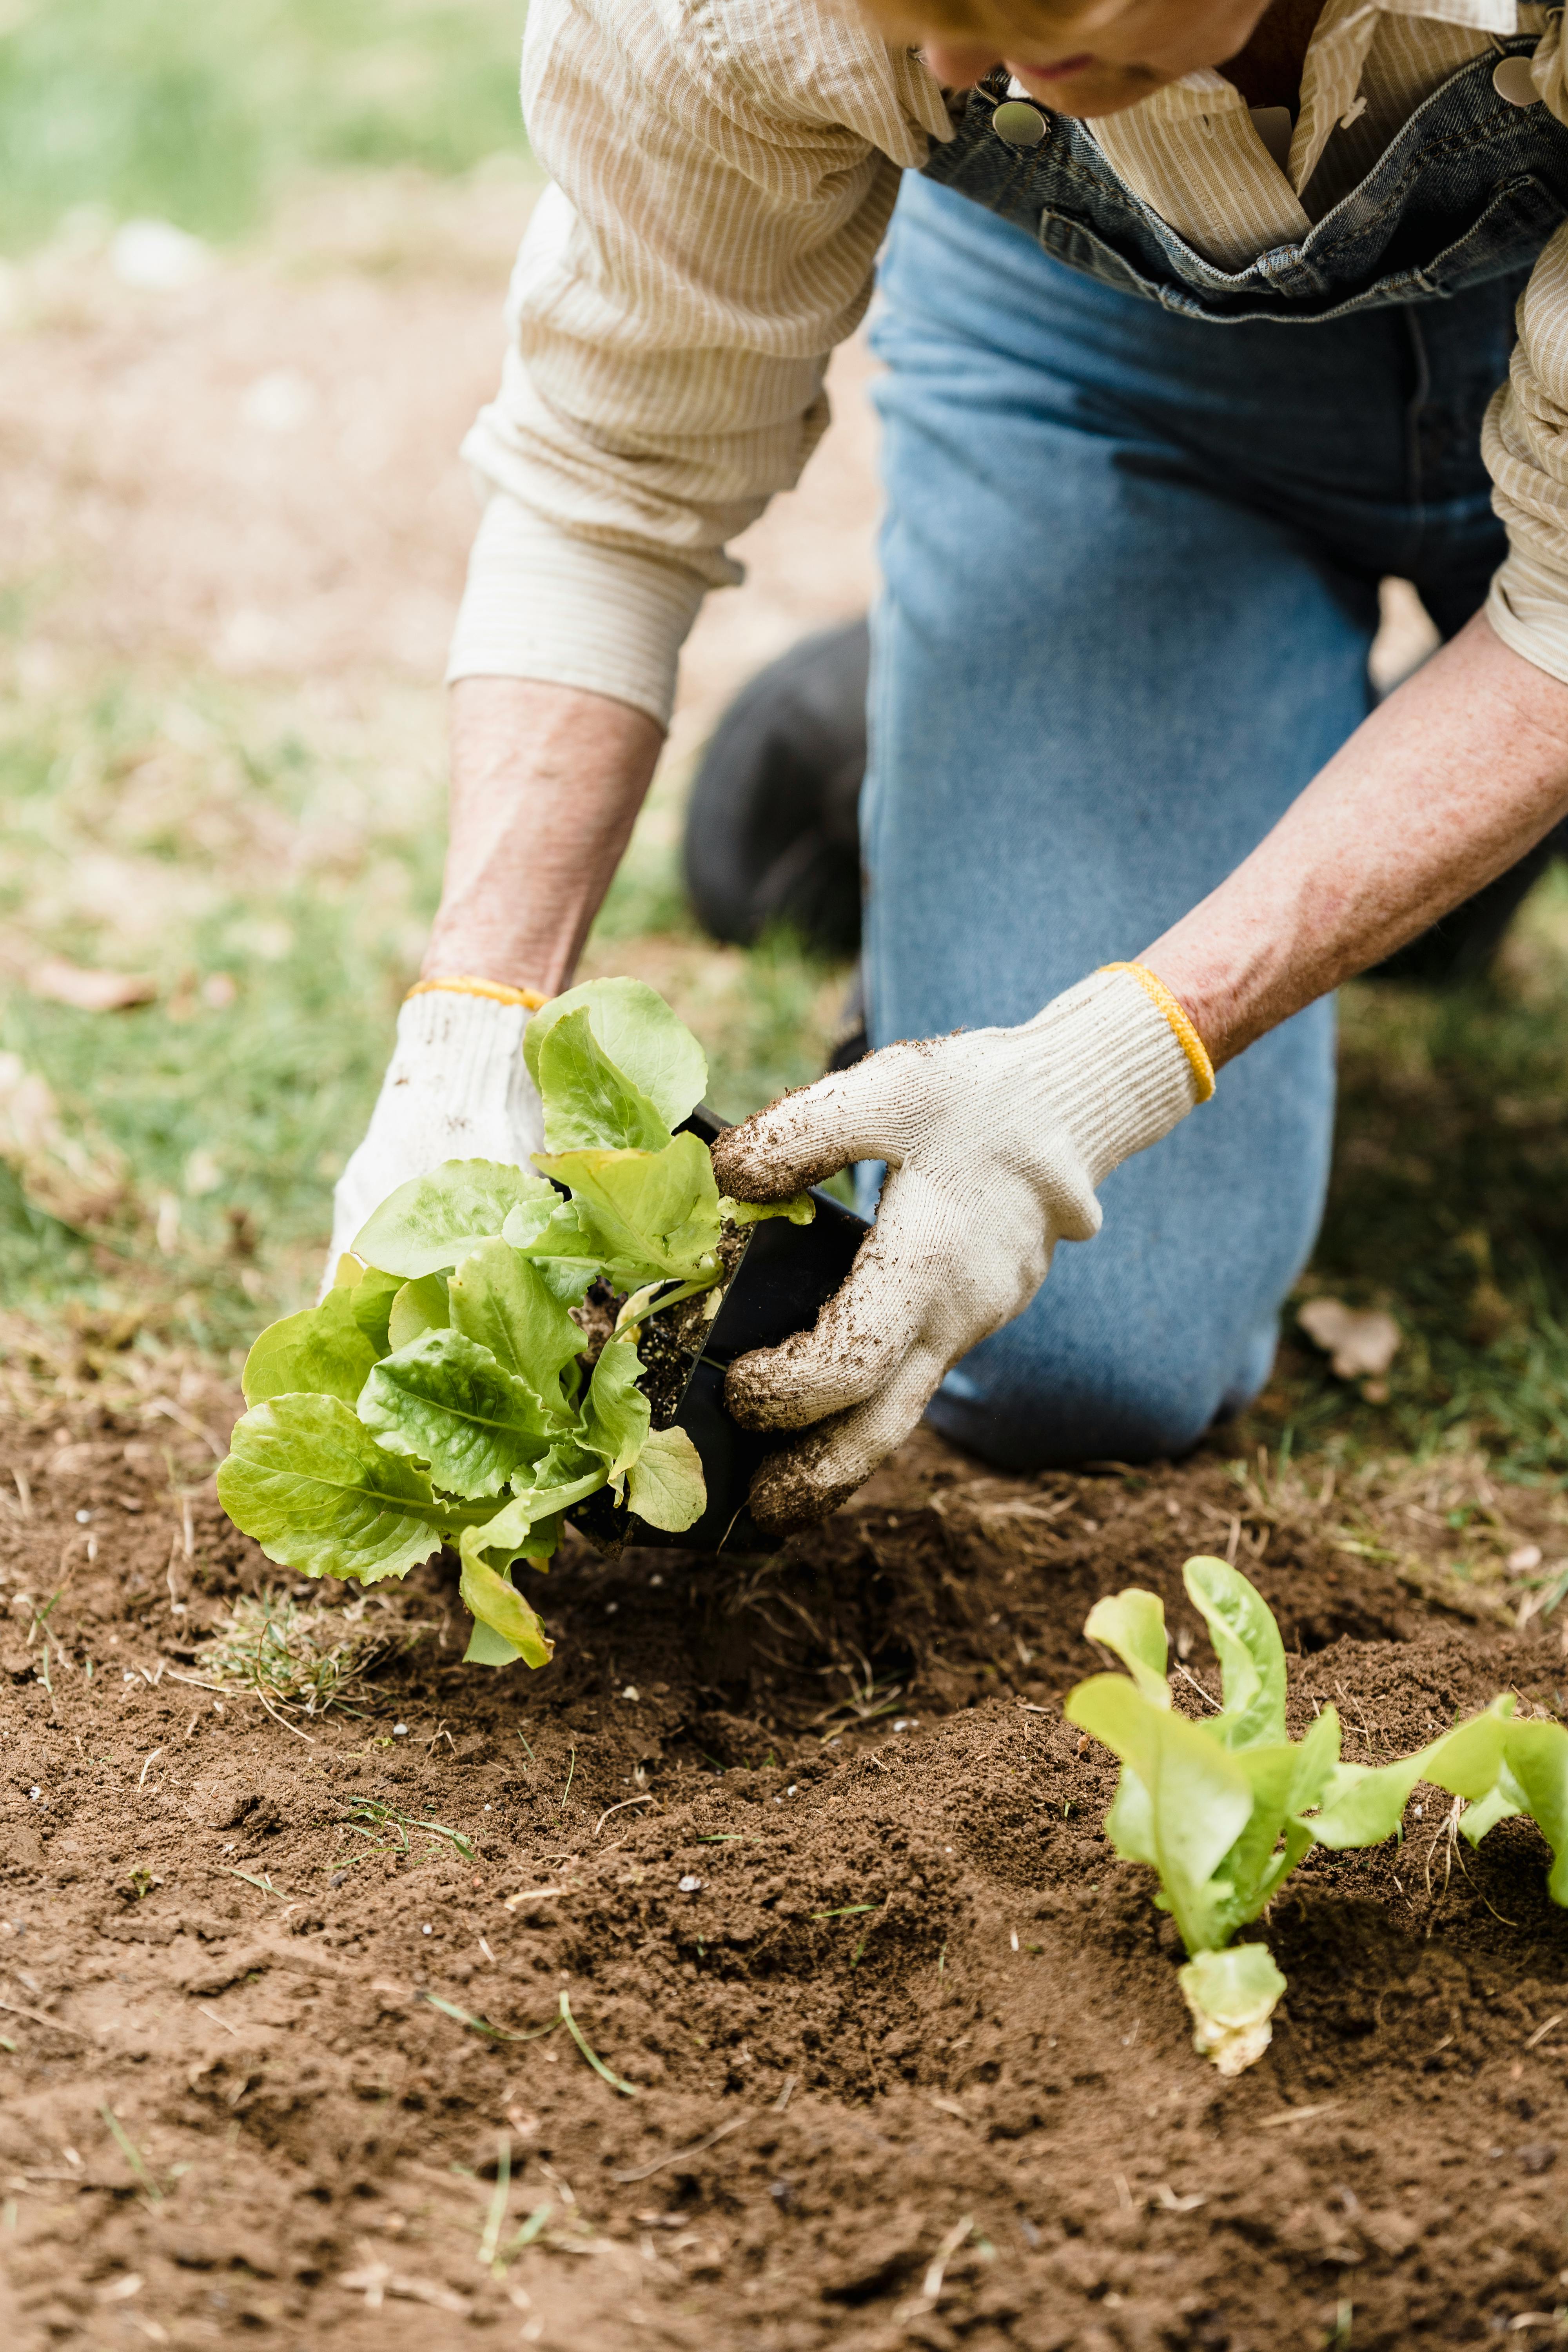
[[323, 981, 544, 1289], [711, 965, 1212, 1530]]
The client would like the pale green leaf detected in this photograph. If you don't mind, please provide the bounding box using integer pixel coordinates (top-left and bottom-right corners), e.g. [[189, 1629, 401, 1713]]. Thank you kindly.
[[1459, 1775, 1524, 1849], [387, 1273, 450, 1354], [1182, 1556, 1286, 1749], [241, 1287, 376, 1408], [358, 1330, 554, 1501], [456, 1541, 554, 1670], [719, 1192, 815, 1229], [500, 1196, 601, 1302], [533, 1132, 722, 1284], [1103, 1769, 1156, 1867], [463, 1617, 527, 1668], [448, 1238, 584, 1420], [1214, 1711, 1339, 1933], [216, 1396, 445, 1584], [347, 1263, 401, 1355], [1064, 1674, 1251, 1955], [524, 977, 707, 1129], [537, 1008, 671, 1153], [1491, 1724, 1568, 1903], [582, 1338, 650, 1499], [354, 1160, 558, 1279], [1423, 1695, 1519, 1800], [1305, 1753, 1431, 1850], [459, 1450, 608, 1569], [626, 1423, 706, 1531], [1083, 1588, 1169, 1706], [1306, 1697, 1513, 1850]]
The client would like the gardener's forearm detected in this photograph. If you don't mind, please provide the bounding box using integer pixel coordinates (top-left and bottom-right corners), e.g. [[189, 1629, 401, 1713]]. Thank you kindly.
[[422, 677, 664, 996], [1143, 614, 1568, 1068]]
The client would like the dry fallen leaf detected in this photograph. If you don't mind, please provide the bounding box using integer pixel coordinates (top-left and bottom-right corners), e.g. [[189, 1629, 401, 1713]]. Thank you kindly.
[[1298, 1298, 1401, 1382], [29, 957, 156, 1013]]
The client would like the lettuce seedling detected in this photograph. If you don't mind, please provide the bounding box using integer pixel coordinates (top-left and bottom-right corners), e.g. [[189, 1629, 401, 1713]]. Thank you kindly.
[[1067, 1559, 1568, 2073], [1066, 1558, 1342, 2074], [218, 978, 811, 1671]]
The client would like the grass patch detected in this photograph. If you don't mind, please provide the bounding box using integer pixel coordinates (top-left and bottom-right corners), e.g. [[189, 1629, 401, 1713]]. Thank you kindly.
[[181, 1589, 435, 1722], [0, 0, 530, 253], [0, 667, 845, 1355]]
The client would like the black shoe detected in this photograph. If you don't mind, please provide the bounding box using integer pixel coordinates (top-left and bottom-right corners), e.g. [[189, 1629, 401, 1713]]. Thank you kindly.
[[683, 619, 868, 956]]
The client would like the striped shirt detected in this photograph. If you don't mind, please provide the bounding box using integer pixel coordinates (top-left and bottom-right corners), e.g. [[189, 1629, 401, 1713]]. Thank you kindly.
[[447, 0, 1568, 726]]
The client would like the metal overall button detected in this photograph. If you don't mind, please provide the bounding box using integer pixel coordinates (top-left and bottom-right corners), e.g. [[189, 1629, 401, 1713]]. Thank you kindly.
[[1493, 54, 1541, 107], [992, 98, 1048, 148]]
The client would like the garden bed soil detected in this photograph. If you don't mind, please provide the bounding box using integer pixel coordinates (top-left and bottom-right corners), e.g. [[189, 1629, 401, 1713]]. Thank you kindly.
[[4, 1377, 1568, 2350]]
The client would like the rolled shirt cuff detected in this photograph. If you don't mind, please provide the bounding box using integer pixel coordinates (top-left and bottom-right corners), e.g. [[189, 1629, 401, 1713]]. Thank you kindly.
[[445, 492, 709, 729], [1485, 543, 1568, 692]]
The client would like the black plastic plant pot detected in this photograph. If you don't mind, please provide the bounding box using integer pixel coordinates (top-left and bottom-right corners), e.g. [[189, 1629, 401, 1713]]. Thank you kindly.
[[568, 1104, 868, 1556]]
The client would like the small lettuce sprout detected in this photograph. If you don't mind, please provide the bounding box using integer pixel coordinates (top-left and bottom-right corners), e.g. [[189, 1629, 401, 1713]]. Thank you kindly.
[[1068, 1559, 1568, 2073], [1066, 1558, 1340, 2075], [218, 979, 809, 1670]]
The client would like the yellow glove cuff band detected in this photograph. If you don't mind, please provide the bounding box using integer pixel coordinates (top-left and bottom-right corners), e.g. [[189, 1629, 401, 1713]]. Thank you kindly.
[[406, 974, 550, 1011], [1100, 964, 1216, 1104]]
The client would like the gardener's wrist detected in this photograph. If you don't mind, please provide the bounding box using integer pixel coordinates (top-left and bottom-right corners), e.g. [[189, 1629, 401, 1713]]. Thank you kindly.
[[1024, 964, 1213, 1188]]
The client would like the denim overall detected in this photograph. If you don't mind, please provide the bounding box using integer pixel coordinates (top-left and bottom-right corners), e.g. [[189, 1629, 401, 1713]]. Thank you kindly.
[[860, 37, 1568, 1468]]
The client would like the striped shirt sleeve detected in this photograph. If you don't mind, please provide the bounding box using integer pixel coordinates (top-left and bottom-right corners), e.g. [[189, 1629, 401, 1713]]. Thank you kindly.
[[1483, 24, 1568, 686], [446, 0, 945, 724]]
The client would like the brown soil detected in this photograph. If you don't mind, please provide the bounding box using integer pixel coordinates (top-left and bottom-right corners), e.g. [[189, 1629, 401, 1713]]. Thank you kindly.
[[4, 1377, 1568, 2352]]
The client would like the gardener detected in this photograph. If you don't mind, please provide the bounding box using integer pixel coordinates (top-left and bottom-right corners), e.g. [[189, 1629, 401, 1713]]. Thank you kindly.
[[333, 0, 1568, 1529]]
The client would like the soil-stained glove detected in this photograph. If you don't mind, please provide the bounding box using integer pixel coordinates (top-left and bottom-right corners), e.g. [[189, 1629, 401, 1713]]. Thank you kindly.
[[323, 977, 546, 1289], [711, 964, 1214, 1531]]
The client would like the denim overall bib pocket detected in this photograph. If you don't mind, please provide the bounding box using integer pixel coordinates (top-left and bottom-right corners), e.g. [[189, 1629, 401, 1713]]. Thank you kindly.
[[920, 36, 1568, 324]]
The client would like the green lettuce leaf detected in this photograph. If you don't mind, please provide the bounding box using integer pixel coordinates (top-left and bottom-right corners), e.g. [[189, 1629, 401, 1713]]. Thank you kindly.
[[1183, 1555, 1287, 1749], [525, 977, 707, 1131], [358, 1330, 555, 1501], [346, 1263, 402, 1355], [456, 1448, 608, 1621], [501, 1194, 601, 1294], [1064, 1673, 1253, 1956], [353, 1160, 559, 1279], [582, 1338, 651, 1499], [387, 1273, 450, 1354], [1084, 1588, 1170, 1706], [448, 1237, 584, 1421], [720, 1193, 815, 1229], [625, 1423, 706, 1531], [216, 1396, 448, 1583], [534, 1132, 721, 1285], [1455, 1718, 1568, 1902], [457, 1545, 554, 1671], [241, 1287, 377, 1408], [464, 1615, 530, 1668], [1308, 1695, 1515, 1850], [536, 1008, 671, 1154]]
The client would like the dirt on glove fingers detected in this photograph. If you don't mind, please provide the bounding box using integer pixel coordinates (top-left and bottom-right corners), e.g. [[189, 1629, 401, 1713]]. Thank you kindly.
[[7, 1382, 1568, 2351], [710, 1087, 842, 1202], [741, 1420, 863, 1534]]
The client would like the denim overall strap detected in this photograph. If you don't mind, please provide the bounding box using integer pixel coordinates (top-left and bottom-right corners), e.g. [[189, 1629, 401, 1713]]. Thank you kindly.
[[920, 36, 1568, 322]]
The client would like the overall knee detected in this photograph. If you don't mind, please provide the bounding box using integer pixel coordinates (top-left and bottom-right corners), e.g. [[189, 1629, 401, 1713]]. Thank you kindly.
[[927, 1316, 1276, 1475]]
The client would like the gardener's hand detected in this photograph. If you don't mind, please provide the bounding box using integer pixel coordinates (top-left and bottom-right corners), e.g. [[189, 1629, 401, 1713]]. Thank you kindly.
[[323, 980, 544, 1288], [711, 965, 1212, 1530]]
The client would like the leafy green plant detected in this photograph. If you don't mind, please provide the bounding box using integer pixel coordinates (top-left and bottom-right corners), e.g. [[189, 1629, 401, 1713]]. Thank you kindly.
[[1066, 1559, 1342, 2073], [1067, 1557, 1568, 2072], [216, 978, 809, 1670]]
